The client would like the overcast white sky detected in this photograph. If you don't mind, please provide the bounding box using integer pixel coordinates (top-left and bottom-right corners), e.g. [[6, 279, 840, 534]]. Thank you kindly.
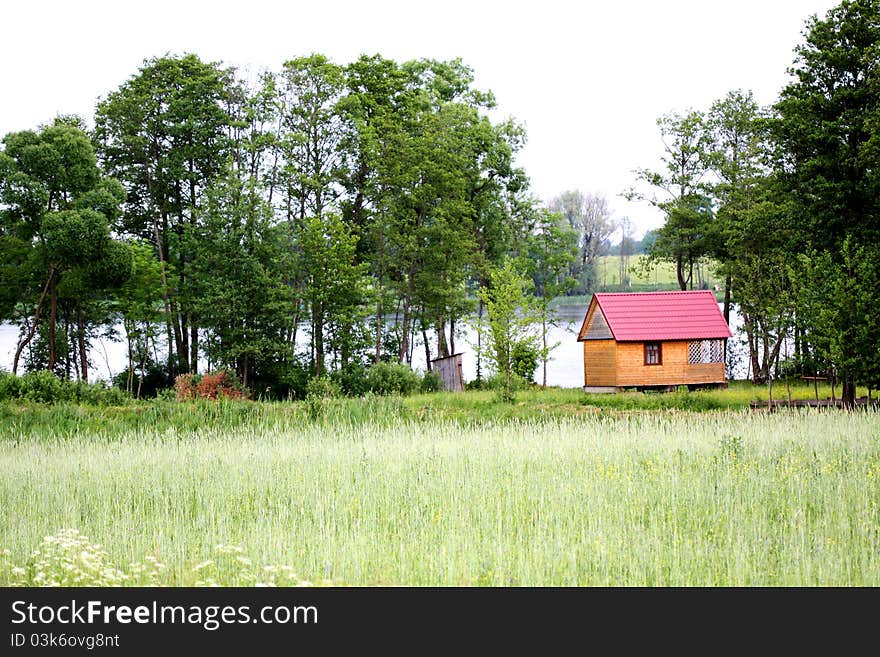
[[1, 0, 841, 238]]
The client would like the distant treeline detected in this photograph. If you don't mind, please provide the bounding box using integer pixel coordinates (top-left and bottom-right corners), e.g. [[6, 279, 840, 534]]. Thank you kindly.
[[0, 1, 877, 405], [0, 53, 584, 398]]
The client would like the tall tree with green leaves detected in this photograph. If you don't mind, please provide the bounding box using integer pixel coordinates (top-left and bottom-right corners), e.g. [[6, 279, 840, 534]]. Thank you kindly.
[[774, 0, 880, 405], [0, 120, 131, 379], [706, 89, 768, 323], [189, 169, 295, 388], [630, 110, 715, 290], [95, 54, 232, 376], [299, 213, 368, 375], [277, 54, 346, 224]]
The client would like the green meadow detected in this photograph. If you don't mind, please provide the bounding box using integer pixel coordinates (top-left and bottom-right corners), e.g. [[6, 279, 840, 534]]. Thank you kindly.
[[1, 386, 878, 586]]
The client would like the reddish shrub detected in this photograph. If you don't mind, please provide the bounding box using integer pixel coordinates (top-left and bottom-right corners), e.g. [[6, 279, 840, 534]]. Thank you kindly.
[[174, 370, 249, 401]]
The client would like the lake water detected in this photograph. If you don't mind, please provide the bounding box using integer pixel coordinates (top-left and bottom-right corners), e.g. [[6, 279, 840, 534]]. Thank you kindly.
[[0, 303, 743, 388]]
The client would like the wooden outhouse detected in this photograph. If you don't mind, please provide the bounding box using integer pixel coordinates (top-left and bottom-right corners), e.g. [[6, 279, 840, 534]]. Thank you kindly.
[[576, 290, 732, 391], [431, 353, 464, 392]]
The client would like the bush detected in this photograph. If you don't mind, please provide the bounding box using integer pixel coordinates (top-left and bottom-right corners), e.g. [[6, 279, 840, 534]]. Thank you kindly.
[[421, 370, 442, 393], [174, 370, 250, 401], [486, 371, 529, 402], [19, 370, 66, 403], [304, 376, 342, 420], [331, 364, 370, 397], [112, 361, 174, 399], [73, 381, 128, 406], [511, 342, 539, 383], [250, 361, 311, 400], [305, 376, 342, 400], [0, 370, 130, 405], [0, 371, 21, 401], [364, 362, 420, 395], [465, 376, 489, 391]]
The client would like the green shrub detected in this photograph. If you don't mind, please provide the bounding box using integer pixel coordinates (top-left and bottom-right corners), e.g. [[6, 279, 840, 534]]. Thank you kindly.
[[364, 362, 420, 395], [0, 371, 21, 401], [250, 361, 311, 400], [331, 364, 370, 397], [487, 371, 529, 402], [0, 371, 128, 405], [20, 370, 67, 403], [111, 361, 173, 399], [421, 370, 442, 393], [305, 376, 342, 420], [73, 381, 128, 406], [511, 342, 539, 383], [305, 376, 342, 400]]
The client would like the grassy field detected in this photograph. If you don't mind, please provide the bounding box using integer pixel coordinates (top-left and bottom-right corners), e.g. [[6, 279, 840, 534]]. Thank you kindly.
[[548, 255, 722, 304], [592, 255, 720, 292], [1, 385, 878, 586]]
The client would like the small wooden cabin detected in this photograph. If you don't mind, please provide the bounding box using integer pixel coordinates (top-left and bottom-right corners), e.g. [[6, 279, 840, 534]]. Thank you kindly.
[[576, 290, 732, 391]]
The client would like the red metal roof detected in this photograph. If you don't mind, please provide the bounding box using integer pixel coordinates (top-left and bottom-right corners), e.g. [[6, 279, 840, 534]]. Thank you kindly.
[[587, 290, 732, 342]]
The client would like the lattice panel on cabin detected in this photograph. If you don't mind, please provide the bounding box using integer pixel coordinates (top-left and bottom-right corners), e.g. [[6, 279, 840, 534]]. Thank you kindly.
[[688, 339, 724, 364]]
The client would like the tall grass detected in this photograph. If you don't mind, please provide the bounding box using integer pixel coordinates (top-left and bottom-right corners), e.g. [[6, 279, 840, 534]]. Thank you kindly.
[[1, 409, 877, 585]]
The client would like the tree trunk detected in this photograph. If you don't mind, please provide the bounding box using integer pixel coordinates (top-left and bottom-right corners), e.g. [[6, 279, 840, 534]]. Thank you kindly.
[[125, 323, 134, 395], [476, 297, 484, 383], [723, 273, 731, 324], [841, 375, 856, 409], [13, 271, 54, 374], [422, 321, 432, 372], [676, 255, 687, 290], [542, 316, 548, 388], [77, 303, 88, 384], [169, 298, 186, 375], [437, 316, 449, 359], [398, 265, 415, 364], [190, 321, 198, 374], [743, 317, 759, 384], [48, 268, 57, 372], [450, 317, 455, 356], [65, 311, 73, 380], [314, 301, 324, 376], [374, 276, 383, 365]]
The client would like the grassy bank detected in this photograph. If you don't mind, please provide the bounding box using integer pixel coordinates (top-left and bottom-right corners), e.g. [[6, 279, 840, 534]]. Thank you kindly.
[[1, 393, 878, 586], [0, 381, 868, 436]]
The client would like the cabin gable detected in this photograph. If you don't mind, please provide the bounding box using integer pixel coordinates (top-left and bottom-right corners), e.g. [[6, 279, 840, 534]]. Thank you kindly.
[[577, 298, 614, 341]]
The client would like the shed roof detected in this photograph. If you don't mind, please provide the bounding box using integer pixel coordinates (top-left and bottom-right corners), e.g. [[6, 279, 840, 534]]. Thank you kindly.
[[577, 290, 732, 342]]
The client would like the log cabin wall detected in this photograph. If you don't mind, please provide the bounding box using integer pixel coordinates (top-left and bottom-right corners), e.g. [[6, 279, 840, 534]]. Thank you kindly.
[[615, 341, 724, 387], [583, 339, 617, 387]]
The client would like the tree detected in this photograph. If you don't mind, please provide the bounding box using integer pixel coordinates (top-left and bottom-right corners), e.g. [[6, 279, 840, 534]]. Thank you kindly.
[[95, 54, 232, 376], [189, 170, 295, 388], [774, 0, 880, 406], [706, 89, 769, 324], [526, 208, 577, 387], [0, 121, 130, 379], [339, 56, 528, 369], [117, 241, 166, 397], [548, 190, 615, 294], [798, 239, 880, 394], [475, 258, 541, 401], [630, 110, 715, 289], [299, 213, 368, 375], [277, 54, 346, 224]]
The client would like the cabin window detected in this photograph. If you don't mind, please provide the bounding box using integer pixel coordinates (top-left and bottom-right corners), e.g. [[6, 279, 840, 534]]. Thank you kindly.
[[688, 339, 724, 364], [644, 342, 662, 366]]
